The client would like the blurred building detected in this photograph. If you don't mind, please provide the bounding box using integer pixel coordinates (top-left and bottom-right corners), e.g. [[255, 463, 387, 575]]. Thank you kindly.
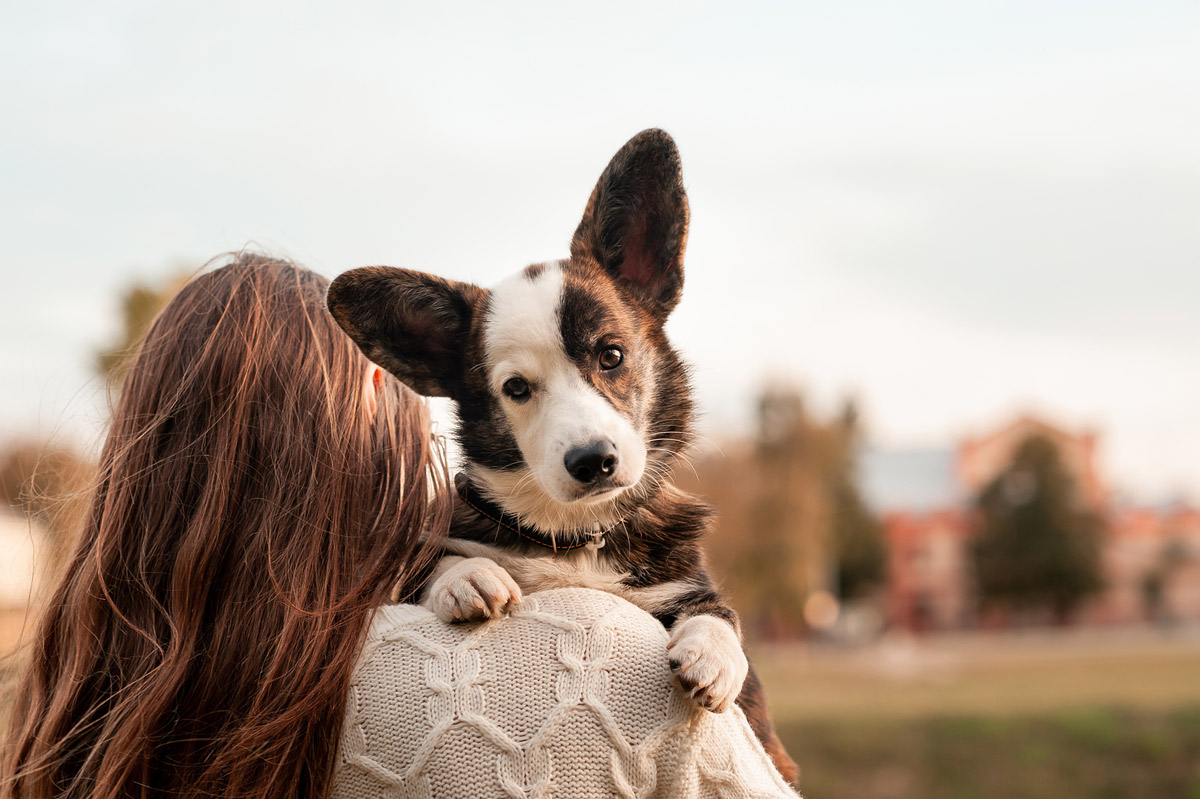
[[864, 415, 1200, 631], [1096, 505, 1200, 624]]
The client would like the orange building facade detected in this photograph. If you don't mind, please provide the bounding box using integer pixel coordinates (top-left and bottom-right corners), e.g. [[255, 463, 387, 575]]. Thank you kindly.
[[872, 416, 1200, 631]]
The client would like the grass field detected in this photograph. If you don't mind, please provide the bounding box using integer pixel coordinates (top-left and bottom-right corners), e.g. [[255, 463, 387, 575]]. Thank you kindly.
[[753, 628, 1200, 798]]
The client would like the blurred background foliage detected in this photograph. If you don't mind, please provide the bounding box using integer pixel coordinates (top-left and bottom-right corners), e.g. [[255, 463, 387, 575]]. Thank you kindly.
[[972, 435, 1105, 622], [0, 443, 93, 579], [676, 386, 886, 640], [94, 271, 193, 388]]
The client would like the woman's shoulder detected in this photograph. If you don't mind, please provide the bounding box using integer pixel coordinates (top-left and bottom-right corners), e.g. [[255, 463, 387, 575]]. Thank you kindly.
[[352, 588, 673, 716], [336, 587, 798, 798]]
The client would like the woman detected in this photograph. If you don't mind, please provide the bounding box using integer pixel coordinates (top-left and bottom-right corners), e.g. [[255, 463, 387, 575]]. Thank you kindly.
[[2, 255, 795, 798]]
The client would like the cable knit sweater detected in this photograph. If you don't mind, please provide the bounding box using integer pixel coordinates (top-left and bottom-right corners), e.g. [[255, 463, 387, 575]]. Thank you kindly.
[[330, 587, 799, 799]]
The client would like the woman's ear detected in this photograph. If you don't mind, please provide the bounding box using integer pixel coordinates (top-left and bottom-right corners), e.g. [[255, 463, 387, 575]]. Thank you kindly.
[[362, 365, 383, 418]]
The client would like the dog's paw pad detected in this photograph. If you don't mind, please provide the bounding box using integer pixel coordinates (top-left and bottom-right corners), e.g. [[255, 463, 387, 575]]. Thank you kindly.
[[429, 558, 522, 623], [667, 615, 748, 713]]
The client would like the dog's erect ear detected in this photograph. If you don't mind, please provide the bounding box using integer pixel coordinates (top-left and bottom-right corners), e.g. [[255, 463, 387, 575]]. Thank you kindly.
[[571, 129, 690, 321], [327, 266, 484, 398]]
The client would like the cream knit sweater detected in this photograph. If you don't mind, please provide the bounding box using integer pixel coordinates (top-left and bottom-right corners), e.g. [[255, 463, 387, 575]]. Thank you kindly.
[[330, 587, 799, 799]]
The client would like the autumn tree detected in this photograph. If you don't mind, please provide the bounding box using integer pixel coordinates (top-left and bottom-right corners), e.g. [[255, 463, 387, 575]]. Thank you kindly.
[[681, 385, 886, 639], [827, 402, 886, 600], [745, 387, 829, 634], [96, 269, 192, 384], [0, 441, 94, 575], [1140, 536, 1192, 622], [970, 435, 1104, 621]]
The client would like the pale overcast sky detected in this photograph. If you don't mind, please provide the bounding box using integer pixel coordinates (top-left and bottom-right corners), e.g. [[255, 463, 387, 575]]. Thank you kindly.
[[2, 1, 1198, 503]]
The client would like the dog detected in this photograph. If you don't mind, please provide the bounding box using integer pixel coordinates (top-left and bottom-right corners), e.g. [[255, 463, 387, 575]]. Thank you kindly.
[[327, 129, 797, 784]]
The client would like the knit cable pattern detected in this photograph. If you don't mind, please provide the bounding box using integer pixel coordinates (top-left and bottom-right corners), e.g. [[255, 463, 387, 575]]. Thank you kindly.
[[331, 587, 799, 799]]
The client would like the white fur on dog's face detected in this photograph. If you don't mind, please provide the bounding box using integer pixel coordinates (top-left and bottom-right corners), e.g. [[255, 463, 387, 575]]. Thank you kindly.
[[482, 262, 647, 513]]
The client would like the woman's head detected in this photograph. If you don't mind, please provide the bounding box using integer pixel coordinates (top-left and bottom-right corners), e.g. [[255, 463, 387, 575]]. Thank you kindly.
[[3, 254, 450, 799]]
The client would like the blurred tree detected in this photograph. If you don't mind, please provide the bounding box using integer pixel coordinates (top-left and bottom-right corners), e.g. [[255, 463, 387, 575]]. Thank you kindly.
[[970, 435, 1104, 621], [746, 386, 828, 636], [0, 441, 94, 575], [1140, 537, 1192, 623], [827, 401, 886, 600], [680, 385, 886, 639], [96, 270, 192, 384]]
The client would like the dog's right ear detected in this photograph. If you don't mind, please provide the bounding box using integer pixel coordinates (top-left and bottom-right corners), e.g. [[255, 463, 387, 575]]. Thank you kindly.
[[327, 267, 484, 398]]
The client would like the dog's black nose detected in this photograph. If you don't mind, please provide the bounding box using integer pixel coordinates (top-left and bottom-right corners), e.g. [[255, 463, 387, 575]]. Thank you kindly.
[[564, 440, 618, 484]]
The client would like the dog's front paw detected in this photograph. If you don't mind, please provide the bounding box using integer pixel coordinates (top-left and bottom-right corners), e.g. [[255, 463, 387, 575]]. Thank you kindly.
[[667, 615, 749, 713], [427, 558, 522, 623]]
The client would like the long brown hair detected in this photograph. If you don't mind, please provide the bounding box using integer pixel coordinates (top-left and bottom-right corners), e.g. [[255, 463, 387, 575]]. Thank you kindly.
[[2, 254, 451, 798]]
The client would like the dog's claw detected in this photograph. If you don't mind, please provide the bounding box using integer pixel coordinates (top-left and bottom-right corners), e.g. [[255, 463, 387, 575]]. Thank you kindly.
[[428, 557, 523, 623], [667, 615, 749, 714]]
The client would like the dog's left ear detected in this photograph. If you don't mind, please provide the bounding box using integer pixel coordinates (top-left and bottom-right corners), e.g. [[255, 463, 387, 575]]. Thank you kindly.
[[571, 129, 689, 321]]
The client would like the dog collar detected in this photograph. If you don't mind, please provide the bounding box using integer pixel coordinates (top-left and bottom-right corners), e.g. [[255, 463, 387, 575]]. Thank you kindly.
[[454, 474, 622, 552]]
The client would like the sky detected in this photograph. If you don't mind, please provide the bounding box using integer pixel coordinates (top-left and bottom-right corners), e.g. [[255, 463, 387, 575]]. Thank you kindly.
[[2, 1, 1198, 504]]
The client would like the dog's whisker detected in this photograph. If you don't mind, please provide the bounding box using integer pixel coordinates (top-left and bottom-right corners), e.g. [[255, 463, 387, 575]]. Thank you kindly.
[[647, 436, 695, 450], [689, 434, 724, 456]]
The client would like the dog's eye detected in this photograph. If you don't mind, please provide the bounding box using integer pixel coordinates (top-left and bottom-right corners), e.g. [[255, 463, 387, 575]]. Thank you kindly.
[[598, 347, 623, 370], [503, 377, 531, 400]]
